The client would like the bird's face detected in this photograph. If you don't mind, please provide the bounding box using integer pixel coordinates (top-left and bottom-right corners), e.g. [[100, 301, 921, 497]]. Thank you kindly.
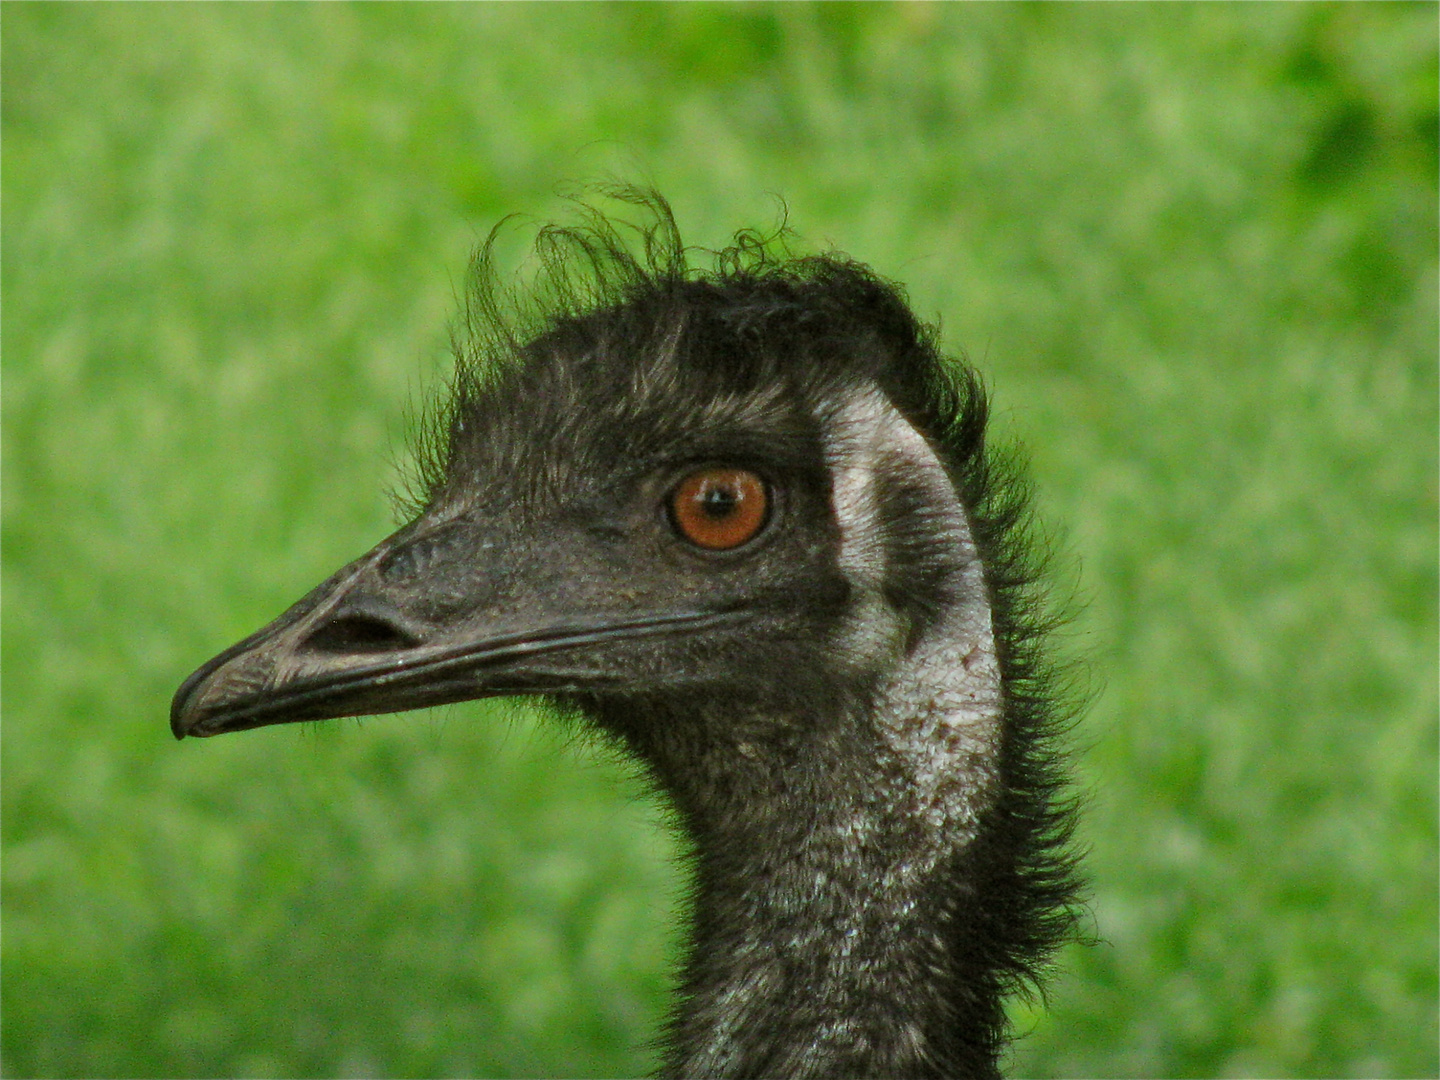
[[171, 376, 857, 740]]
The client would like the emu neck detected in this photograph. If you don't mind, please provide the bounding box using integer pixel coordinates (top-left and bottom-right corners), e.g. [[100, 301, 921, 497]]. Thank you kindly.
[[645, 587, 1004, 1077], [654, 654, 1000, 1077]]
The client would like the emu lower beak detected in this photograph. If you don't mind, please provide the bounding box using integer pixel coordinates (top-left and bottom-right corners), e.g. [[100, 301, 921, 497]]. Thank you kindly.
[[169, 543, 728, 740]]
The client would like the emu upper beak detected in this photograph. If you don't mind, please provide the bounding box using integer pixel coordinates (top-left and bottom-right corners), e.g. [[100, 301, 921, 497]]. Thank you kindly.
[[170, 528, 730, 740]]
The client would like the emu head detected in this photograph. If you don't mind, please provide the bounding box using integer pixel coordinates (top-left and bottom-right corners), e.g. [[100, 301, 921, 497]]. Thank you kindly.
[[171, 196, 1080, 1076], [172, 198, 1007, 764]]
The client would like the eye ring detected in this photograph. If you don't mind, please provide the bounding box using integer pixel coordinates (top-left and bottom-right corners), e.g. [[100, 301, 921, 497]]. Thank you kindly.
[[668, 467, 770, 551]]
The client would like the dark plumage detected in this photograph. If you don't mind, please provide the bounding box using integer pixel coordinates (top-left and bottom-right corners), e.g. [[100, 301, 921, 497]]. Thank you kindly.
[[172, 189, 1082, 1078]]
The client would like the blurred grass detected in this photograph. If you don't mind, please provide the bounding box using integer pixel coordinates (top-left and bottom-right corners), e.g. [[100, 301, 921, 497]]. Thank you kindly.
[[2, 4, 1435, 1077]]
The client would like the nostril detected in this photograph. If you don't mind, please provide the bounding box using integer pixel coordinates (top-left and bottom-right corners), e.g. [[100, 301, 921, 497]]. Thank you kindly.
[[305, 611, 422, 654]]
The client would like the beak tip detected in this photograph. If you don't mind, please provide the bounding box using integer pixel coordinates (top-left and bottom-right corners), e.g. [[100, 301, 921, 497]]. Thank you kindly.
[[170, 695, 193, 740], [172, 647, 230, 740], [171, 664, 212, 740]]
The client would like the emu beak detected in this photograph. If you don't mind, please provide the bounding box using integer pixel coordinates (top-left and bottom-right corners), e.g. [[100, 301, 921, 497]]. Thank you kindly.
[[170, 529, 730, 740]]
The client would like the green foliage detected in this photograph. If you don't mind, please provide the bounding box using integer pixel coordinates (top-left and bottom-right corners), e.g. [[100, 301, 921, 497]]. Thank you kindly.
[[3, 4, 1434, 1077]]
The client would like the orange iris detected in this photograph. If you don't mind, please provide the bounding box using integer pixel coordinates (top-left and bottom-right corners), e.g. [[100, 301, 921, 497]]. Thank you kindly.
[[669, 467, 769, 551]]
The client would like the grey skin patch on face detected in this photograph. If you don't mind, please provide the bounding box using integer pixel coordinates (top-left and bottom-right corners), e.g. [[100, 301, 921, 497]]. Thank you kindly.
[[822, 385, 1002, 850]]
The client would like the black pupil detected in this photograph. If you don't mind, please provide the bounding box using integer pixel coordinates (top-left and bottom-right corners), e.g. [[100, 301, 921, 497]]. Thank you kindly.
[[700, 484, 739, 519]]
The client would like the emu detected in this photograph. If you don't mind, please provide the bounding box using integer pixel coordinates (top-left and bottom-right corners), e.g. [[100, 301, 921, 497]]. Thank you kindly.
[[172, 190, 1081, 1078]]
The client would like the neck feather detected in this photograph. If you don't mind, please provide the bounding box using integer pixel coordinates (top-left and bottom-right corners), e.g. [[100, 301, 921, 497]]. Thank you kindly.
[[660, 657, 1006, 1076]]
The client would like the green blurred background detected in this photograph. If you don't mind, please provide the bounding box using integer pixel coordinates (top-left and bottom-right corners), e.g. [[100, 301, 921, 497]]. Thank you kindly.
[[3, 4, 1435, 1077]]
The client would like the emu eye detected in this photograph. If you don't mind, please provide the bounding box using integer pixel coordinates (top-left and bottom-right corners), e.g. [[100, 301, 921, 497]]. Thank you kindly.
[[669, 467, 769, 551]]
